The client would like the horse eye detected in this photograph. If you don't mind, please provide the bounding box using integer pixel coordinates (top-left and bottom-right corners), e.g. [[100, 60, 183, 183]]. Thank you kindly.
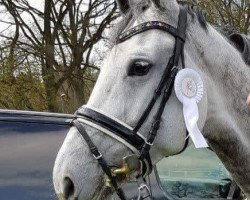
[[128, 61, 152, 76]]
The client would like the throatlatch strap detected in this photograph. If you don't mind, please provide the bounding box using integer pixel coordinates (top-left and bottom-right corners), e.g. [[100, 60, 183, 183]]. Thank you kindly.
[[72, 120, 126, 200]]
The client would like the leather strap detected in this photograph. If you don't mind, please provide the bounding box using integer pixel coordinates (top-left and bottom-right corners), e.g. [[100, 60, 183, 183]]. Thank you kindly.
[[227, 181, 238, 199], [133, 56, 174, 133], [72, 120, 127, 200], [138, 8, 188, 160], [118, 21, 185, 43], [77, 107, 145, 150], [174, 8, 187, 67], [139, 67, 179, 160]]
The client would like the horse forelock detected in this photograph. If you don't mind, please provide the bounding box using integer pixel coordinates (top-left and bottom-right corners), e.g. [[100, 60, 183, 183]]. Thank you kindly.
[[110, 0, 208, 44], [110, 0, 151, 44]]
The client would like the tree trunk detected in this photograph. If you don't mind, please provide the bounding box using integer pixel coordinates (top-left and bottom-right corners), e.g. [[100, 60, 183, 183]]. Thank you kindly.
[[43, 0, 59, 112], [72, 83, 85, 110]]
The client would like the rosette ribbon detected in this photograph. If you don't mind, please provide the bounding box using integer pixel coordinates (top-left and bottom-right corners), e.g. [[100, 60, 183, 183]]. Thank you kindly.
[[174, 68, 208, 148]]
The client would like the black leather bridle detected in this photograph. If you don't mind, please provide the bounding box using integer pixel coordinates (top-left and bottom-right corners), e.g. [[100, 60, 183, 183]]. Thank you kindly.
[[71, 7, 189, 200]]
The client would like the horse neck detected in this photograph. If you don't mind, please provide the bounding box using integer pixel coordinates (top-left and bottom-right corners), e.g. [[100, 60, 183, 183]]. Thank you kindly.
[[187, 20, 250, 135], [187, 20, 250, 197]]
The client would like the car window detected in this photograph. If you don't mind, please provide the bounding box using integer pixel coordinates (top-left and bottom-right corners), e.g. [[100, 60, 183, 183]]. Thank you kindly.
[[156, 145, 233, 199], [0, 121, 69, 200]]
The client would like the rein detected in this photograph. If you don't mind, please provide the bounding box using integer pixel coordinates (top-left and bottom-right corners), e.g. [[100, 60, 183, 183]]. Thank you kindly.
[[71, 7, 188, 200]]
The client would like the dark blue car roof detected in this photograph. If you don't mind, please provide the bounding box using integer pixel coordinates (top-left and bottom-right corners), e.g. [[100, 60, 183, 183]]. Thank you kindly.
[[0, 109, 74, 124]]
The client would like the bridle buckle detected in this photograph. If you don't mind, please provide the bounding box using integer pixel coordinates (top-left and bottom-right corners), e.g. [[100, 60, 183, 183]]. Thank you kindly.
[[137, 183, 151, 200], [145, 140, 153, 146], [93, 152, 102, 160]]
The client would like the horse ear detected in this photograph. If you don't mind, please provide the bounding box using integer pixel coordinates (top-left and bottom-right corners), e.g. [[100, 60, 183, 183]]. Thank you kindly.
[[116, 0, 130, 14], [230, 33, 250, 65]]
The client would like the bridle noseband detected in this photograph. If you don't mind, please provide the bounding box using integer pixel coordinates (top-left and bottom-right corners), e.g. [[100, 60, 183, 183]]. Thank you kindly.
[[71, 8, 188, 200]]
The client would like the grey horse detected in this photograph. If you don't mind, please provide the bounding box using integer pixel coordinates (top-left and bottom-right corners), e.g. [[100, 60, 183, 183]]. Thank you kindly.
[[53, 0, 250, 199]]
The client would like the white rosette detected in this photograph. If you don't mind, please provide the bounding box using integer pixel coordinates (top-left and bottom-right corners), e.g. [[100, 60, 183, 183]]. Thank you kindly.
[[174, 68, 208, 148]]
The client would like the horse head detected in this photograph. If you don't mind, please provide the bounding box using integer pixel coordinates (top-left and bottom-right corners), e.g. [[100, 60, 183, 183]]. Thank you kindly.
[[53, 0, 250, 199]]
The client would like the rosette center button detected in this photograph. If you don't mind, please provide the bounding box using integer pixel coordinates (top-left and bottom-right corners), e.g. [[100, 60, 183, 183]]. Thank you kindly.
[[181, 77, 197, 98]]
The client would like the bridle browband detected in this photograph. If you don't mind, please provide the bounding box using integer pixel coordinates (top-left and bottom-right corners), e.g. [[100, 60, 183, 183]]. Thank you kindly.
[[71, 8, 188, 200]]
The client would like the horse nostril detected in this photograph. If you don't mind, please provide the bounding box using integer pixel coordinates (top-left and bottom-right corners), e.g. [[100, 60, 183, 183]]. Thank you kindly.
[[63, 177, 75, 199]]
